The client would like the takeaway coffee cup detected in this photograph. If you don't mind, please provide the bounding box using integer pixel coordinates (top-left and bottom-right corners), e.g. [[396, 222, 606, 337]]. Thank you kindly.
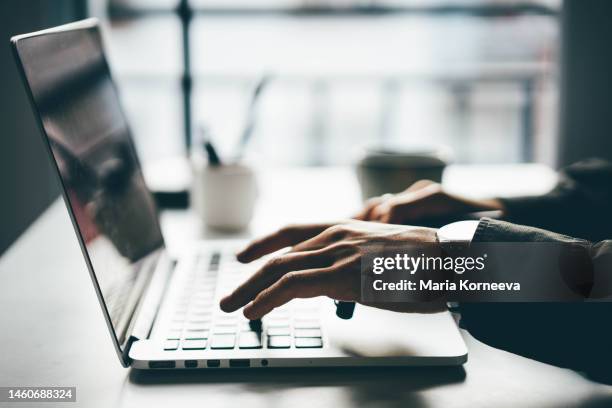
[[356, 146, 450, 200]]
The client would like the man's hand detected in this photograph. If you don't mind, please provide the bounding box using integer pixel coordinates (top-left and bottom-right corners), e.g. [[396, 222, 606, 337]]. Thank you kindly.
[[354, 180, 504, 224], [220, 220, 444, 319]]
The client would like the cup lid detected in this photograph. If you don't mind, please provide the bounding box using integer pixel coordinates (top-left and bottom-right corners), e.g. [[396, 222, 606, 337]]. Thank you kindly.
[[358, 144, 451, 168]]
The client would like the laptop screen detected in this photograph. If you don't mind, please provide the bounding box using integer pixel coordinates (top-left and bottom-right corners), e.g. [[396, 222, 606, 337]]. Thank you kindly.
[[12, 20, 165, 352]]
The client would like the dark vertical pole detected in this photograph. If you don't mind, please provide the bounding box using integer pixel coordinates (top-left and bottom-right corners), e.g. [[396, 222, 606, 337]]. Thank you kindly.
[[558, 0, 612, 167], [177, 0, 193, 151], [451, 82, 472, 162], [521, 78, 534, 162]]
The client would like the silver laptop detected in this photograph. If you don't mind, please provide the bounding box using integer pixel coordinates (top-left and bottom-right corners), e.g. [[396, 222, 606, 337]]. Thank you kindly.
[[11, 19, 467, 370]]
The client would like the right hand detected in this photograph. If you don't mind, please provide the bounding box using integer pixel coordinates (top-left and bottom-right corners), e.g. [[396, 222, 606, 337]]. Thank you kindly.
[[220, 220, 446, 319], [354, 180, 504, 224]]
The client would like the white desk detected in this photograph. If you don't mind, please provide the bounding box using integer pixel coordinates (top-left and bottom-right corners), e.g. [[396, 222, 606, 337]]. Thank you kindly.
[[1, 165, 611, 408]]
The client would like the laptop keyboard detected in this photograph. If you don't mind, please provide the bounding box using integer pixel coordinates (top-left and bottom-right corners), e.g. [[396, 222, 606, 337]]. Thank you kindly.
[[163, 252, 324, 351]]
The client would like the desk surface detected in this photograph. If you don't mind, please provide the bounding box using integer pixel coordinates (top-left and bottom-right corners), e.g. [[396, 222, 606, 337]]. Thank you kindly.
[[1, 165, 611, 408]]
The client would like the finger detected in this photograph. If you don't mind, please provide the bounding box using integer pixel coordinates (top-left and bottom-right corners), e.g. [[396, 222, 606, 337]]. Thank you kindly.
[[220, 250, 332, 312], [369, 202, 392, 222], [380, 205, 405, 224], [354, 197, 383, 220], [375, 185, 441, 223], [291, 224, 348, 253], [236, 223, 331, 263], [404, 179, 436, 193], [243, 269, 330, 320]]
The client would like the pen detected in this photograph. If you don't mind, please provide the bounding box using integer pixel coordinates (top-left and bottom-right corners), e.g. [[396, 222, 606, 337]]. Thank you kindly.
[[199, 126, 222, 166], [204, 140, 222, 166], [335, 300, 355, 319]]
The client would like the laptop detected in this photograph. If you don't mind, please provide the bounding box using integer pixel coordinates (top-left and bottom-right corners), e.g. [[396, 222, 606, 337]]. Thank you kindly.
[[11, 18, 467, 370]]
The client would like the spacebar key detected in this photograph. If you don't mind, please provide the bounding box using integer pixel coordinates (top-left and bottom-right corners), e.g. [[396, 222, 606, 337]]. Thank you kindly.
[[211, 334, 236, 349]]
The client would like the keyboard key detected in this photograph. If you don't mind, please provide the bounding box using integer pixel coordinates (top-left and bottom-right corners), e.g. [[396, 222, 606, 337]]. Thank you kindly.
[[216, 315, 238, 323], [211, 334, 236, 349], [185, 322, 211, 331], [184, 330, 209, 339], [293, 319, 320, 329], [187, 318, 212, 324], [295, 337, 323, 348], [268, 310, 290, 318], [189, 311, 213, 319], [265, 318, 290, 328], [166, 329, 182, 339], [164, 339, 179, 350], [267, 327, 291, 336], [192, 301, 214, 309], [239, 332, 262, 349], [268, 336, 292, 349], [212, 324, 237, 334], [189, 309, 213, 316], [182, 339, 207, 350], [240, 322, 256, 332], [294, 328, 322, 338]]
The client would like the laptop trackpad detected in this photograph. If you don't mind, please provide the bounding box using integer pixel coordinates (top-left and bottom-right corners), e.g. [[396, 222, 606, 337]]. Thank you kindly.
[[324, 304, 467, 360]]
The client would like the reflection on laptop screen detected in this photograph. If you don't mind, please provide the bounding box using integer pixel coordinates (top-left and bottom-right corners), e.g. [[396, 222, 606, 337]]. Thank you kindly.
[[13, 21, 164, 346]]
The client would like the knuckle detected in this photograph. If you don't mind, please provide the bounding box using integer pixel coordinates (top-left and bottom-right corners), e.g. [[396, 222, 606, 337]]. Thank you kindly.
[[325, 224, 347, 239], [366, 197, 382, 207], [259, 285, 275, 300], [280, 223, 300, 235], [265, 256, 284, 270], [326, 224, 342, 233], [328, 242, 357, 255], [279, 272, 303, 294], [274, 227, 289, 238], [281, 271, 299, 286]]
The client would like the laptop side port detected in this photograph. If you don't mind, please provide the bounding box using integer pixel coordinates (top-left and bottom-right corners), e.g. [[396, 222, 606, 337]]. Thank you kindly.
[[184, 360, 198, 368], [149, 361, 176, 369], [229, 359, 250, 368], [207, 359, 221, 368]]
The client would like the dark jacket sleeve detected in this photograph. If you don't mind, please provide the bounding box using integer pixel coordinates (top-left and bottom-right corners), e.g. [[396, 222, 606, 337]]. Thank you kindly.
[[498, 159, 612, 242], [459, 218, 612, 384]]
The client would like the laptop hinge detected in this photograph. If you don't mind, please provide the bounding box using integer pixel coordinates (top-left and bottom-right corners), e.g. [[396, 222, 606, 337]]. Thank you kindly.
[[121, 335, 138, 367], [122, 250, 175, 365]]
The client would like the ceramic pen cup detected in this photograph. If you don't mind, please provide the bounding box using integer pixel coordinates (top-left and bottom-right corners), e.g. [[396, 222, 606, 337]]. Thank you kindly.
[[191, 162, 258, 231]]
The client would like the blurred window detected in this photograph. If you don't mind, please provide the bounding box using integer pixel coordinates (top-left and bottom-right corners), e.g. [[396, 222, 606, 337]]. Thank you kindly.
[[101, 0, 560, 165]]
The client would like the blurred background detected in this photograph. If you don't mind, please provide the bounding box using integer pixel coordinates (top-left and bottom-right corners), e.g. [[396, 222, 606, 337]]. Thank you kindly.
[[101, 0, 560, 166], [2, 0, 612, 254]]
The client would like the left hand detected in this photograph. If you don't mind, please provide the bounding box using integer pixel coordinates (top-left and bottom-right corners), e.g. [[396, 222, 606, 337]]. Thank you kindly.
[[220, 220, 445, 320], [354, 180, 503, 224]]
